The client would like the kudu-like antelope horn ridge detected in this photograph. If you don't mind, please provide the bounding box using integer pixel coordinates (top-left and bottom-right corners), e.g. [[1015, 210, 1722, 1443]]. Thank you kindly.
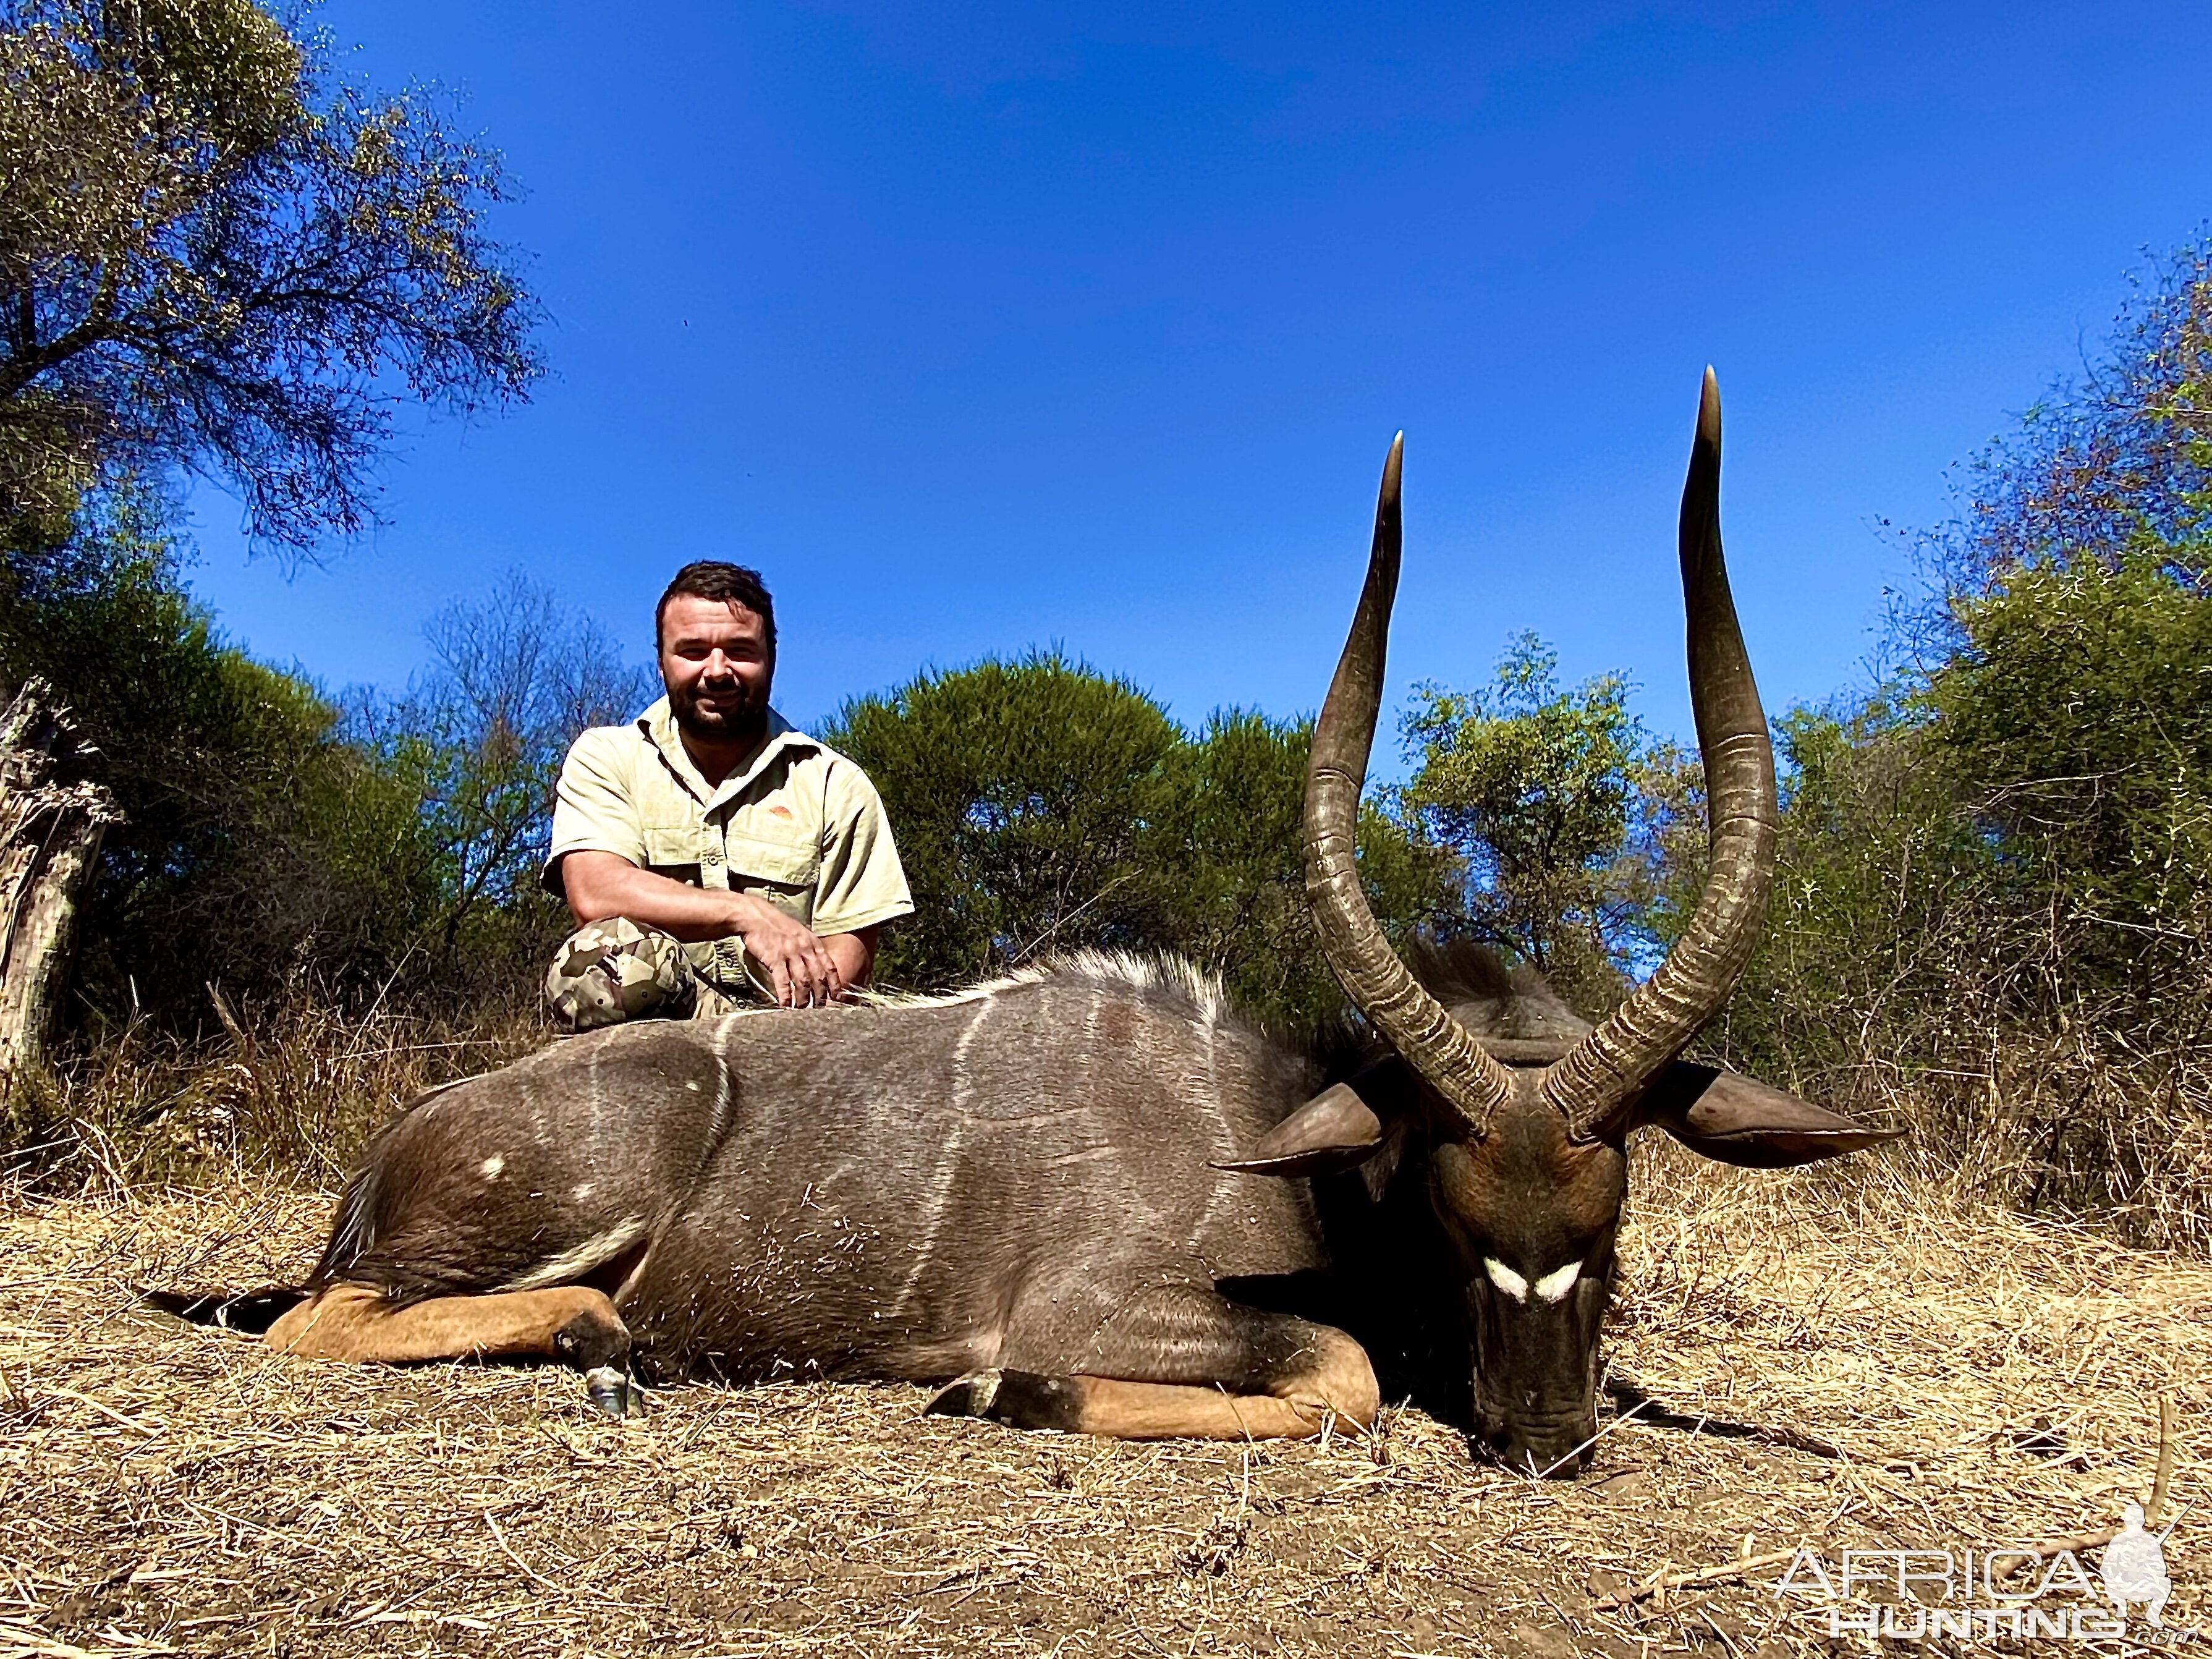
[[1302, 431, 1519, 1135], [1303, 371, 1780, 1142]]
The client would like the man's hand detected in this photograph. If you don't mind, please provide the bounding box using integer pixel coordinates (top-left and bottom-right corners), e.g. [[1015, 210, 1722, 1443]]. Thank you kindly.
[[559, 852, 879, 1009], [731, 898, 845, 1008]]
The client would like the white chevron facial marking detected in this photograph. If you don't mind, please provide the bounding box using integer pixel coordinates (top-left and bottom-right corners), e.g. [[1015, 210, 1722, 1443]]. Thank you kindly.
[[1533, 1260, 1582, 1303], [1484, 1258, 1529, 1301]]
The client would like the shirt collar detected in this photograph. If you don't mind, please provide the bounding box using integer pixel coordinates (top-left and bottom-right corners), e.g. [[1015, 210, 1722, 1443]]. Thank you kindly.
[[638, 697, 818, 807]]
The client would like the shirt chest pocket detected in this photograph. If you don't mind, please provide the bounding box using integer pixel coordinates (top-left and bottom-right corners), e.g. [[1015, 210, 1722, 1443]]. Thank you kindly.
[[640, 825, 705, 880], [724, 834, 821, 892]]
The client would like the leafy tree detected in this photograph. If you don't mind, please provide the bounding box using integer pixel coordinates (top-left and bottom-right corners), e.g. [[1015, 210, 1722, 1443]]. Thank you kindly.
[[1922, 231, 2211, 602], [1669, 698, 1986, 1084], [1931, 554, 2212, 993], [0, 0, 544, 1038], [1171, 708, 1454, 1031], [1392, 631, 1649, 1003], [0, 483, 441, 1024], [823, 657, 1452, 1028], [822, 653, 1186, 989], [1674, 234, 2212, 1247], [347, 571, 658, 979], [1847, 238, 2212, 1046], [0, 0, 540, 553]]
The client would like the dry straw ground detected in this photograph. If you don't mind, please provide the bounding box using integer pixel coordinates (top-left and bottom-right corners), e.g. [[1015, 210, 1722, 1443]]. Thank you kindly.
[[5, 1146, 2205, 1659]]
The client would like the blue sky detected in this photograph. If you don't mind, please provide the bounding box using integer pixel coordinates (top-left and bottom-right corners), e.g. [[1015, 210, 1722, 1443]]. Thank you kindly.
[[187, 1, 2212, 753]]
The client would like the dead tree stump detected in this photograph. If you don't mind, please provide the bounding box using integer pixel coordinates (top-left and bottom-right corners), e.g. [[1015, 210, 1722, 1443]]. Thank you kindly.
[[0, 679, 119, 1091]]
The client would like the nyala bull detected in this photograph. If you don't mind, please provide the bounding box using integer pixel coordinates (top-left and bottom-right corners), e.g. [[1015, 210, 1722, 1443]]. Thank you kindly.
[[180, 372, 1896, 1472]]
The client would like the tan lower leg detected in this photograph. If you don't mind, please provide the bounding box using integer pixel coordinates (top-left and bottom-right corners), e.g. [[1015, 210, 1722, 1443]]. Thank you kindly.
[[1070, 1333, 1381, 1440], [1053, 1379, 1331, 1439], [264, 1283, 624, 1365]]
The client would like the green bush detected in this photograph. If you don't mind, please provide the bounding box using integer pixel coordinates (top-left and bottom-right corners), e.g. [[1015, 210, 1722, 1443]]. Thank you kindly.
[[1685, 549, 2212, 1249], [0, 490, 443, 1029], [1392, 632, 1657, 1009], [822, 654, 1451, 1031]]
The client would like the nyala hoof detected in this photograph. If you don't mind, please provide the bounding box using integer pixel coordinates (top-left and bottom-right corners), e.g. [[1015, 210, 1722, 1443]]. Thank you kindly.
[[924, 1369, 1002, 1418], [582, 1365, 634, 1418], [923, 1368, 1084, 1432]]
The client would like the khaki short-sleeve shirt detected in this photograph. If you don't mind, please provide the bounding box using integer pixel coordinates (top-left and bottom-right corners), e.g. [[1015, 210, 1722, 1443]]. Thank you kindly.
[[544, 698, 913, 993]]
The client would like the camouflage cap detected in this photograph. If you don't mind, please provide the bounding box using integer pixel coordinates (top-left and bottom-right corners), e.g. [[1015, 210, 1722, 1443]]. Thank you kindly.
[[546, 917, 699, 1032]]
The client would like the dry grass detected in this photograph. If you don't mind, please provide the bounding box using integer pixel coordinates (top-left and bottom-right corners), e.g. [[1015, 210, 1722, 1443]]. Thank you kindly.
[[2, 995, 546, 1192], [1765, 1019, 2212, 1260], [1, 1142, 2204, 1658]]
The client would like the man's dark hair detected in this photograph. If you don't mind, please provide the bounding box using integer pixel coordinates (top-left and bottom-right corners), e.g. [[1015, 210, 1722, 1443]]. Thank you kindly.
[[656, 562, 776, 649]]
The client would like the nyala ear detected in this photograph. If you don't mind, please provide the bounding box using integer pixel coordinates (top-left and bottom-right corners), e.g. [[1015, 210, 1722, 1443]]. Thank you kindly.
[[1638, 1061, 1904, 1169], [1215, 1078, 1394, 1178]]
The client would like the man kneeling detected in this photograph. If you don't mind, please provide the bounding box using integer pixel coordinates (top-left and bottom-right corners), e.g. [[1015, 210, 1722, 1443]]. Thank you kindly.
[[542, 561, 912, 1028]]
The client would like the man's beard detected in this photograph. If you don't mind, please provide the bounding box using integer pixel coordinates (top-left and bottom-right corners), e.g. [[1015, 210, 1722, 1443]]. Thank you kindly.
[[669, 675, 770, 745]]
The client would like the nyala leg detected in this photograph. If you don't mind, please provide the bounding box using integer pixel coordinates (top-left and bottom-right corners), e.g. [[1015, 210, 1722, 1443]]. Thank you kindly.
[[266, 1283, 635, 1414], [927, 1283, 1378, 1440]]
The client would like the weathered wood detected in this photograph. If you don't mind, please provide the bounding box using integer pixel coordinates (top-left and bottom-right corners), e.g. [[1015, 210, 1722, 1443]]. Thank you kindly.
[[0, 679, 119, 1090]]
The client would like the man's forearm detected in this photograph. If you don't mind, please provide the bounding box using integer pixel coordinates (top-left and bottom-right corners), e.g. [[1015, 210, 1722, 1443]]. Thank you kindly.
[[559, 851, 878, 1006], [561, 852, 759, 942]]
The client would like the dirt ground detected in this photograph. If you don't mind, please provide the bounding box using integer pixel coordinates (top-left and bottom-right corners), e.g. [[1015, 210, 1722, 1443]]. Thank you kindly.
[[6, 1152, 2206, 1658]]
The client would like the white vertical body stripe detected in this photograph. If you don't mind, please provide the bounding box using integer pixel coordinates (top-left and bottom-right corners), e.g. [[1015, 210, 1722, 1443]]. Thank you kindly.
[[892, 995, 992, 1312]]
